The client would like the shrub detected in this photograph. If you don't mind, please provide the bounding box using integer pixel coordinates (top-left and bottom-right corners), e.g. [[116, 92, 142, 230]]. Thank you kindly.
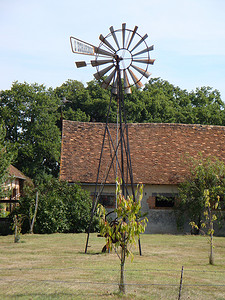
[[14, 178, 98, 234]]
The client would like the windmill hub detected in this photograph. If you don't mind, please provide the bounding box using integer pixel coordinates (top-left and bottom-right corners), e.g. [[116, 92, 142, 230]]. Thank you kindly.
[[115, 49, 132, 70]]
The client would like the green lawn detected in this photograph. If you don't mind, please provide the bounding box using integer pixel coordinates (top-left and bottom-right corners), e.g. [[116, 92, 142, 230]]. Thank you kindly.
[[0, 233, 224, 299]]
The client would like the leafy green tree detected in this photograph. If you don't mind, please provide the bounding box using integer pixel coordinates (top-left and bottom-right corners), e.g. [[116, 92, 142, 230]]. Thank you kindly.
[[55, 79, 90, 122], [0, 123, 14, 199], [97, 182, 148, 294], [0, 82, 61, 180], [86, 79, 117, 122], [189, 86, 225, 125], [15, 178, 97, 234], [143, 78, 193, 123], [142, 78, 225, 125], [178, 156, 225, 233], [55, 79, 117, 123]]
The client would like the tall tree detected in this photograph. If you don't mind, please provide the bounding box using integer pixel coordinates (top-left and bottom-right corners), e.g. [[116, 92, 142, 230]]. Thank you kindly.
[[189, 86, 225, 125], [55, 79, 118, 123], [0, 82, 61, 180], [0, 123, 14, 198], [54, 79, 90, 122]]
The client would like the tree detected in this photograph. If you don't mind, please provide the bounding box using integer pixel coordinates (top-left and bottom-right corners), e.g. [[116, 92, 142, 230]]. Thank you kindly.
[[97, 182, 148, 294], [189, 86, 225, 125], [190, 189, 220, 265], [143, 78, 225, 125], [0, 123, 14, 199], [143, 78, 194, 124], [0, 82, 61, 180], [54, 80, 90, 122], [178, 156, 225, 233], [55, 79, 118, 123]]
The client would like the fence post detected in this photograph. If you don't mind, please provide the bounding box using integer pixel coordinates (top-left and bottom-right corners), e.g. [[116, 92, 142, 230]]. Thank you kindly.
[[178, 266, 184, 300]]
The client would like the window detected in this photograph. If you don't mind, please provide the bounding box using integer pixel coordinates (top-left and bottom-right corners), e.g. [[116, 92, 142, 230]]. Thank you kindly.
[[152, 193, 177, 208], [98, 194, 116, 207]]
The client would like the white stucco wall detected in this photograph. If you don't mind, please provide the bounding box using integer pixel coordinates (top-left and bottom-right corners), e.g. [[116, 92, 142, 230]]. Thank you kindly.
[[80, 183, 225, 236]]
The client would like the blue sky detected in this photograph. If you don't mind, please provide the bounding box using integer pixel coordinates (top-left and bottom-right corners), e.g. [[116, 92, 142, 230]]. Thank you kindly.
[[1, 0, 225, 101]]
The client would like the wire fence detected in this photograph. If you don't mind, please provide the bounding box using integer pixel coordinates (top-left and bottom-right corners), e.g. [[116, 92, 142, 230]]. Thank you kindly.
[[0, 266, 225, 299]]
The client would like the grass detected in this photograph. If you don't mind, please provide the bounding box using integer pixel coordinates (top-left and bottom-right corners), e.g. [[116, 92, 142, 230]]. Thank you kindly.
[[0, 233, 224, 299]]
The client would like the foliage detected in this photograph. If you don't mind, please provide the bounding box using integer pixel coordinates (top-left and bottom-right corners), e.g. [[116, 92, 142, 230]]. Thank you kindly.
[[0, 206, 10, 218], [14, 178, 98, 234], [54, 80, 91, 122], [190, 189, 221, 264], [97, 182, 148, 294], [0, 123, 14, 199], [0, 82, 61, 181], [13, 214, 26, 243], [143, 78, 225, 125], [178, 156, 225, 232], [56, 78, 225, 125]]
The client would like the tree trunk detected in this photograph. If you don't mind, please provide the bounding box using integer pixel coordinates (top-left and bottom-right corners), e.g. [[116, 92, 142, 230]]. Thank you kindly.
[[119, 245, 126, 294], [30, 191, 39, 234], [209, 222, 214, 265], [14, 216, 20, 243]]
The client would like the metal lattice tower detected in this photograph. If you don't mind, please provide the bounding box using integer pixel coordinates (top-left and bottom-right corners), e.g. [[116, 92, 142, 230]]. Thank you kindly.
[[70, 23, 155, 253]]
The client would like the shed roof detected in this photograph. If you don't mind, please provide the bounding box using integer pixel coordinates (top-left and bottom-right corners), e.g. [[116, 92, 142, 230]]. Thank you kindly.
[[60, 120, 225, 185], [8, 165, 28, 180]]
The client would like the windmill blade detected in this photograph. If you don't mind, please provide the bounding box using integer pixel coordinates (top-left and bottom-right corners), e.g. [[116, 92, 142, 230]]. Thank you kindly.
[[128, 69, 143, 88], [110, 26, 120, 49], [132, 45, 154, 57], [112, 76, 118, 95], [102, 69, 116, 89], [94, 46, 115, 57], [130, 34, 148, 53], [75, 61, 87, 68], [123, 70, 132, 94], [99, 34, 116, 53], [132, 58, 155, 65], [122, 23, 126, 48], [131, 64, 151, 78], [127, 26, 138, 49], [93, 64, 114, 80], [91, 59, 114, 67]]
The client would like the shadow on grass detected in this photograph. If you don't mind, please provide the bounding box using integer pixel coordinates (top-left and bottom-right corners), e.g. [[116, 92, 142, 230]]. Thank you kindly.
[[78, 251, 104, 255]]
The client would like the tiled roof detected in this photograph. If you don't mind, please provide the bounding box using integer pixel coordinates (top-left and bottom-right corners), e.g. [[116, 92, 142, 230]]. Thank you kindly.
[[8, 165, 28, 180], [60, 120, 225, 185], [8, 165, 33, 185]]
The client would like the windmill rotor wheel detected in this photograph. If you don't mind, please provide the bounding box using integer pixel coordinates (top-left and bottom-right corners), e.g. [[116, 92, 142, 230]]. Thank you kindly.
[[92, 24, 155, 94]]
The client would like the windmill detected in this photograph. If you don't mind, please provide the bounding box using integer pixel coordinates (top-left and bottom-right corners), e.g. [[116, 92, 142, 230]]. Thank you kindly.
[[70, 24, 155, 253]]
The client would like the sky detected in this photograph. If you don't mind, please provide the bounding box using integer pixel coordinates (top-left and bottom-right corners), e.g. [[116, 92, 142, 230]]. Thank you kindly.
[[1, 0, 225, 101]]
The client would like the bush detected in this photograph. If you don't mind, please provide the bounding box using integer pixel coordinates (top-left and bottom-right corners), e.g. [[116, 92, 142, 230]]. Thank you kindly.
[[14, 178, 98, 234]]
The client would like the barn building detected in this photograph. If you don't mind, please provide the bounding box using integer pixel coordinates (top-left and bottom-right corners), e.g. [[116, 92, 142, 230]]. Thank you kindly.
[[60, 120, 225, 235]]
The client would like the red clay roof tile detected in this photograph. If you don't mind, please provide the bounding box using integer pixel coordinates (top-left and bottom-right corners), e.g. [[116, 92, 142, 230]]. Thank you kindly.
[[60, 121, 225, 185]]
